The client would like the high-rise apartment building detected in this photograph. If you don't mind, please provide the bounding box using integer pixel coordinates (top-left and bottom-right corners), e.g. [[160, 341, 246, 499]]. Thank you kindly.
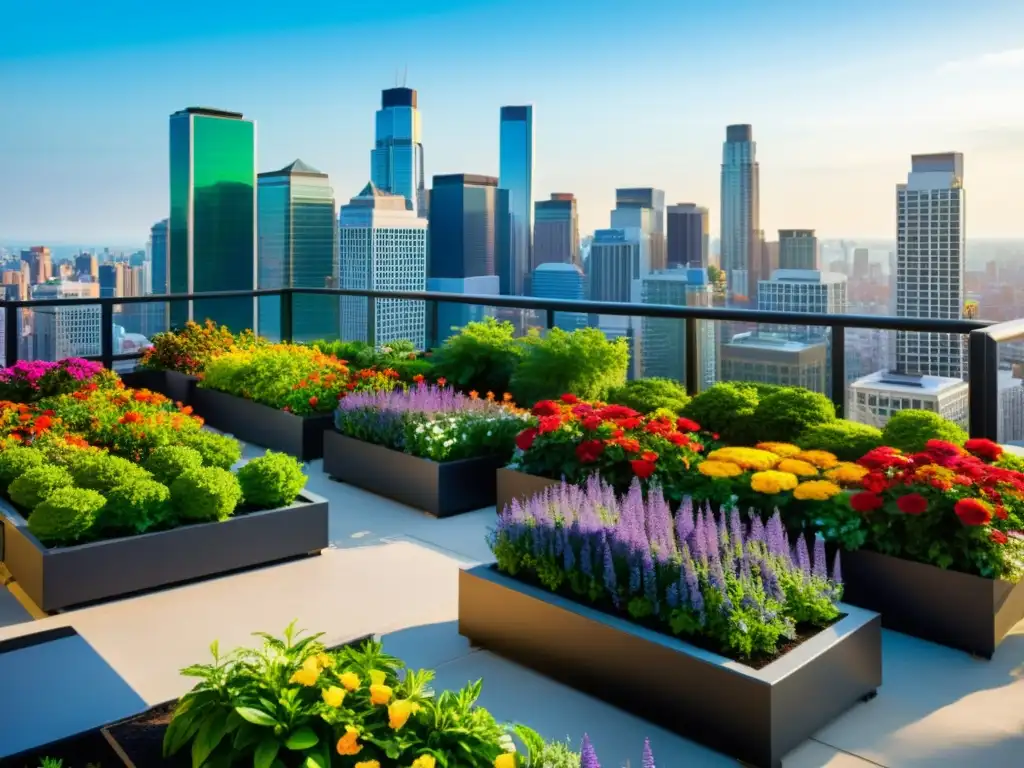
[[720, 124, 760, 301], [20, 247, 52, 284], [339, 182, 427, 349], [530, 262, 586, 331], [667, 204, 709, 268], [894, 152, 966, 379], [370, 88, 425, 217], [852, 248, 870, 281], [499, 105, 534, 296], [721, 332, 827, 393], [32, 281, 101, 361], [257, 159, 338, 342], [778, 230, 819, 271], [640, 267, 717, 389], [588, 229, 639, 304], [168, 107, 257, 332], [612, 188, 666, 273], [150, 219, 168, 295], [74, 253, 98, 282], [98, 263, 119, 299], [533, 194, 579, 270], [757, 269, 847, 337]]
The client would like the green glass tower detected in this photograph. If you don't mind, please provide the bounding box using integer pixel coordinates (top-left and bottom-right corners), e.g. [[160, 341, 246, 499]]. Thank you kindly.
[[169, 107, 257, 332], [257, 160, 338, 342]]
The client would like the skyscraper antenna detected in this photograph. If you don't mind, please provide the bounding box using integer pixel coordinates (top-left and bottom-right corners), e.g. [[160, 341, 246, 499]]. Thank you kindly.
[[401, 65, 408, 87]]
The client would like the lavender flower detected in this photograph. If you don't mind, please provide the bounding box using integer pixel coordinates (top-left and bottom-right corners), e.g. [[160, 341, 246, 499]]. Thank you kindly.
[[642, 738, 656, 768], [749, 514, 766, 544], [580, 734, 601, 768], [813, 536, 827, 579], [642, 548, 659, 613], [766, 512, 788, 558], [795, 536, 811, 575], [832, 551, 843, 584]]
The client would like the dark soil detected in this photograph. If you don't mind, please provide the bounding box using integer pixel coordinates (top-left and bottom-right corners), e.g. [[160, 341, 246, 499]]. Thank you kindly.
[[104, 702, 184, 768], [0, 730, 120, 768]]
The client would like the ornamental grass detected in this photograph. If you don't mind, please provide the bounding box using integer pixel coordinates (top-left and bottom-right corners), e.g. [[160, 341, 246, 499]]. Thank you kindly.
[[491, 476, 842, 661]]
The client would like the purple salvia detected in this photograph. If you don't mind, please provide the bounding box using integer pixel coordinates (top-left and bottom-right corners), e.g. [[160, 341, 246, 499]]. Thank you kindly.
[[795, 535, 811, 575], [813, 536, 827, 579], [642, 547, 659, 612], [681, 548, 704, 618], [709, 560, 734, 614], [602, 532, 618, 605], [579, 530, 592, 577], [832, 551, 843, 584], [563, 526, 576, 573], [666, 581, 680, 609], [675, 499, 695, 550], [757, 556, 785, 602], [729, 509, 744, 553], [690, 512, 708, 563], [703, 512, 721, 564], [623, 479, 647, 551], [642, 738, 655, 768], [580, 734, 600, 768], [766, 512, 788, 558], [749, 514, 766, 545], [628, 553, 642, 595]]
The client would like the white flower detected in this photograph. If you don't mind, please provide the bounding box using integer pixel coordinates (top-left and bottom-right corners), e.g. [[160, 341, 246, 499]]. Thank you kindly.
[[415, 425, 425, 434], [486, 431, 492, 437]]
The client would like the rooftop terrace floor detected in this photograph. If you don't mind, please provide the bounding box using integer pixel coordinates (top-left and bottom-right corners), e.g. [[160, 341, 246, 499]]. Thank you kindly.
[[2, 438, 1023, 767]]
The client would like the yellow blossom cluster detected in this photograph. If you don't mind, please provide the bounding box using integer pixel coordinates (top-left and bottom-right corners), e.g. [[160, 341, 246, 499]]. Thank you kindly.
[[706, 447, 780, 471], [698, 460, 744, 478], [755, 442, 802, 457], [793, 479, 843, 501], [777, 458, 819, 477], [750, 470, 799, 494], [794, 449, 839, 469], [825, 462, 869, 485]]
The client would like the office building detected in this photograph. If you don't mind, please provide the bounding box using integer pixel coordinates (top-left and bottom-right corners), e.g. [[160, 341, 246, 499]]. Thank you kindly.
[[894, 152, 966, 379], [257, 159, 338, 342], [20, 247, 52, 284], [530, 262, 586, 331], [848, 370, 969, 429], [339, 181, 427, 349], [612, 188, 666, 273], [370, 87, 425, 216], [720, 124, 760, 301], [533, 193, 579, 271], [499, 105, 534, 296], [852, 248, 870, 281], [721, 332, 828, 393], [640, 267, 717, 389], [32, 281, 101, 361], [98, 263, 119, 299], [667, 204, 709, 269], [74, 253, 98, 282], [778, 230, 819, 271], [150, 219, 168, 295], [168, 106, 257, 332], [757, 269, 848, 336], [588, 229, 639, 304]]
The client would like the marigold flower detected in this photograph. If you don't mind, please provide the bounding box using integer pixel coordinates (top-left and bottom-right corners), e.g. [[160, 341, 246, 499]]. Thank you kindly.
[[515, 427, 538, 451], [469, 390, 479, 399], [322, 686, 345, 707], [369, 684, 393, 705], [630, 459, 657, 479], [795, 450, 839, 469], [388, 698, 415, 730], [777, 458, 819, 477], [336, 725, 362, 756], [494, 755, 516, 768], [825, 462, 870, 485], [896, 493, 929, 515], [750, 470, 799, 494], [411, 757, 437, 768], [755, 442, 802, 457], [924, 439, 964, 458], [850, 492, 884, 513], [503, 392, 512, 402], [954, 498, 992, 526], [698, 460, 743, 478], [641, 450, 658, 462], [339, 671, 361, 691], [707, 447, 780, 471], [354, 761, 380, 768], [964, 438, 1003, 462], [665, 432, 689, 446], [793, 480, 842, 501]]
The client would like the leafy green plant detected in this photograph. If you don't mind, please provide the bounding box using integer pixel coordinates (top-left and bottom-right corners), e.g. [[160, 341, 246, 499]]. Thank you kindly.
[[140, 319, 261, 375], [27, 487, 107, 546], [0, 445, 46, 489], [882, 409, 967, 454], [181, 430, 243, 470], [606, 378, 691, 415], [798, 420, 883, 461], [144, 445, 204, 485], [431, 317, 527, 396], [99, 478, 173, 535], [170, 467, 242, 522], [510, 327, 628, 406], [8, 464, 74, 510], [750, 388, 836, 444], [68, 452, 152, 494], [681, 382, 760, 443], [237, 451, 307, 508]]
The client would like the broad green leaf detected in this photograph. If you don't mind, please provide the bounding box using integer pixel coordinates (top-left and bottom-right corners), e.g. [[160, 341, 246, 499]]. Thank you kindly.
[[192, 709, 228, 768], [162, 708, 201, 757], [235, 707, 278, 727], [254, 738, 280, 768], [284, 726, 318, 751], [233, 722, 263, 751]]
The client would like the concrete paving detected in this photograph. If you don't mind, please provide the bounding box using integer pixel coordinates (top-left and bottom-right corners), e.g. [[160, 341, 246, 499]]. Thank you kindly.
[[1, 443, 1022, 766]]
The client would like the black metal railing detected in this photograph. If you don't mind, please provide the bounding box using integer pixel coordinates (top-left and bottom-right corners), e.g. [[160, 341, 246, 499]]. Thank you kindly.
[[3, 286, 1022, 441]]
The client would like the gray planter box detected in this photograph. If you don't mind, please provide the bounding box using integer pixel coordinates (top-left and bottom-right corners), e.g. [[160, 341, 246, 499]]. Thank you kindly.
[[495, 468, 560, 515], [119, 369, 198, 405], [1, 492, 329, 613], [459, 565, 882, 768], [191, 386, 333, 460], [323, 431, 503, 517], [840, 548, 1024, 658]]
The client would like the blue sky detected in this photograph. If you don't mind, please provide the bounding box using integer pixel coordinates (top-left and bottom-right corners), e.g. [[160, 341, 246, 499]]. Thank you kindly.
[[3, 0, 1023, 245]]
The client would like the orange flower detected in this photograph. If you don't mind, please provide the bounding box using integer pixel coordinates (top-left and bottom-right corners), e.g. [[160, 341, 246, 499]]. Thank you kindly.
[[436, 377, 447, 387], [308, 396, 319, 408], [413, 374, 425, 384], [336, 725, 362, 756], [119, 411, 143, 425], [469, 390, 479, 399]]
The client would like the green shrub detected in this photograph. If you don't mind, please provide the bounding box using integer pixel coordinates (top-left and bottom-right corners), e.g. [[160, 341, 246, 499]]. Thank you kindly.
[[389, 356, 435, 382], [237, 451, 307, 508], [170, 467, 242, 522], [798, 420, 884, 461], [431, 318, 527, 396], [0, 446, 46, 489], [180, 430, 242, 470], [882, 409, 967, 454], [996, 451, 1024, 473], [27, 487, 106, 546], [144, 445, 203, 485], [8, 464, 74, 510], [606, 378, 691, 415], [100, 479, 172, 534], [510, 327, 628, 405], [750, 388, 836, 443], [69, 452, 151, 494], [681, 383, 760, 442]]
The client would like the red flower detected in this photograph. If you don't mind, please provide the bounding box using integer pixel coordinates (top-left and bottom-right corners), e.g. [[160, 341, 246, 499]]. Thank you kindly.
[[537, 415, 562, 434], [850, 492, 884, 513], [644, 418, 672, 436], [641, 450, 659, 462], [676, 417, 701, 433], [712, 433, 720, 441], [614, 416, 642, 430], [859, 447, 908, 470], [896, 493, 929, 515], [560, 393, 579, 404], [596, 404, 640, 421], [33, 415, 53, 432], [860, 473, 891, 494], [436, 377, 447, 387], [964, 438, 1003, 462], [575, 440, 604, 463], [412, 374, 425, 384], [571, 403, 595, 418], [954, 498, 993, 526], [515, 427, 538, 451], [308, 396, 319, 408], [665, 432, 689, 446], [616, 438, 641, 453], [924, 439, 964, 458], [630, 459, 657, 479], [581, 415, 602, 431], [532, 400, 561, 417], [119, 411, 143, 425], [991, 530, 1009, 545], [995, 505, 1008, 520]]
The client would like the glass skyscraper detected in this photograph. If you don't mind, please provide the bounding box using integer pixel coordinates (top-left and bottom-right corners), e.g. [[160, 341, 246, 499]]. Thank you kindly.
[[533, 193, 579, 270], [530, 262, 586, 331], [371, 88, 425, 217], [498, 105, 534, 296], [169, 107, 257, 332], [720, 124, 760, 302], [149, 219, 168, 295], [257, 159, 338, 342]]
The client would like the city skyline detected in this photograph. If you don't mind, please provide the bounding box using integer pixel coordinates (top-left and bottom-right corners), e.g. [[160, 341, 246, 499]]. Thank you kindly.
[[3, 1, 1024, 243]]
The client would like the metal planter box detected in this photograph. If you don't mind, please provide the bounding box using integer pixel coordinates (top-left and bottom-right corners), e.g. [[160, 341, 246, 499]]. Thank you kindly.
[[1, 492, 329, 613], [191, 387, 333, 460], [459, 565, 882, 768], [119, 369, 199, 405], [495, 468, 560, 515], [839, 548, 1024, 658], [323, 431, 503, 517]]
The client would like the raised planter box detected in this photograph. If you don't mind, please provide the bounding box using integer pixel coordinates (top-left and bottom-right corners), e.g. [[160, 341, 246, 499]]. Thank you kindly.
[[459, 565, 882, 768], [191, 386, 333, 460], [323, 431, 503, 517], [495, 467, 560, 514], [839, 548, 1024, 658], [120, 369, 198, 404], [1, 492, 329, 613]]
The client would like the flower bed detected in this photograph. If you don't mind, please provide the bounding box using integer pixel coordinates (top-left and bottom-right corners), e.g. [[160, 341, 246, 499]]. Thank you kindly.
[[0, 358, 118, 403], [139, 319, 262, 376]]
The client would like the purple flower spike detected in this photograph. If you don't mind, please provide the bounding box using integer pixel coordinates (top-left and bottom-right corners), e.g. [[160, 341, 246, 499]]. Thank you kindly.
[[795, 536, 811, 575], [813, 536, 827, 579], [642, 738, 656, 768], [832, 550, 843, 584], [675, 500, 695, 550], [766, 512, 787, 558], [580, 734, 601, 768], [749, 514, 766, 545]]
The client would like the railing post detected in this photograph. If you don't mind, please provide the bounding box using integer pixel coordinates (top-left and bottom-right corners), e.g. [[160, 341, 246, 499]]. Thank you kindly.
[[280, 289, 293, 344], [830, 325, 846, 419], [968, 328, 999, 440], [429, 300, 439, 349], [4, 303, 18, 367], [545, 309, 556, 330], [684, 318, 700, 396], [100, 301, 114, 370]]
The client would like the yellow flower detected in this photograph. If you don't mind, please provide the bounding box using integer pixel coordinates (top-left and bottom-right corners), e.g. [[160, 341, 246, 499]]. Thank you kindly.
[[706, 447, 780, 471], [411, 757, 437, 768], [389, 699, 416, 730], [750, 470, 799, 494], [315, 652, 335, 669], [756, 442, 802, 457], [777, 458, 818, 477], [793, 480, 843, 501], [825, 462, 869, 485], [795, 450, 839, 469], [289, 656, 320, 686], [339, 671, 361, 691], [322, 686, 345, 708], [370, 684, 393, 705], [336, 725, 362, 756], [355, 762, 380, 768], [368, 669, 387, 686], [494, 755, 516, 768], [697, 460, 743, 478]]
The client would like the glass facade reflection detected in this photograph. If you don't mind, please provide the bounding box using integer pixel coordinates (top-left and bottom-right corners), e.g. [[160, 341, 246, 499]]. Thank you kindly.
[[371, 88, 425, 217], [427, 174, 509, 280], [169, 108, 256, 331], [498, 105, 533, 296]]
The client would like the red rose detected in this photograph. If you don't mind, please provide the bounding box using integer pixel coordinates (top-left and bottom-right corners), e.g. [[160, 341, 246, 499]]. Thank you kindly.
[[537, 415, 562, 434], [712, 433, 720, 441], [850, 492, 884, 513], [630, 459, 657, 479], [954, 498, 993, 526], [964, 438, 1003, 462], [515, 428, 538, 451], [560, 393, 579, 404], [532, 400, 561, 417], [676, 417, 701, 433], [575, 440, 604, 463], [896, 493, 928, 515], [991, 530, 1009, 545], [581, 415, 602, 431]]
